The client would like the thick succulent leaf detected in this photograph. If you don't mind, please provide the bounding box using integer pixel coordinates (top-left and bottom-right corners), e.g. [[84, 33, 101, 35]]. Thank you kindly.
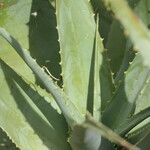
[[102, 54, 150, 129], [106, 21, 135, 84], [0, 1, 75, 126], [91, 0, 140, 45], [102, 0, 150, 131], [100, 51, 115, 113], [90, 9, 115, 118], [112, 0, 144, 83], [131, 0, 150, 114], [115, 107, 150, 135], [87, 16, 115, 121], [133, 73, 150, 132], [29, 0, 62, 85], [56, 0, 103, 116], [127, 0, 150, 131], [135, 77, 150, 113], [0, 27, 84, 127], [0, 128, 18, 150], [0, 0, 35, 81], [92, 16, 114, 121], [103, 0, 150, 67], [86, 17, 102, 120], [0, 0, 70, 149], [109, 0, 150, 125], [0, 0, 61, 85], [90, 0, 113, 44], [106, 20, 127, 76], [134, 0, 150, 27], [0, 60, 70, 150], [127, 122, 150, 150], [114, 39, 135, 86], [114, 0, 150, 85]]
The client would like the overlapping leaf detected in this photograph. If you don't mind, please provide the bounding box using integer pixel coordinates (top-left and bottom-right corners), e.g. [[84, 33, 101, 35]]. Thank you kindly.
[[0, 60, 70, 150], [102, 54, 150, 130], [0, 0, 70, 149], [56, 0, 103, 118], [103, 0, 150, 66]]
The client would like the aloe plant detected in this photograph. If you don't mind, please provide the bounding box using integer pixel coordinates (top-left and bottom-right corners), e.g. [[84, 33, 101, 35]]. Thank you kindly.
[[0, 0, 150, 150]]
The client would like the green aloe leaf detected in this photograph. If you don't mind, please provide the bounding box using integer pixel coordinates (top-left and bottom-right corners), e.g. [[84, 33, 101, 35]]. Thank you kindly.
[[0, 26, 84, 126], [133, 67, 150, 132], [127, 122, 150, 150], [56, 0, 114, 120], [106, 20, 127, 76], [100, 50, 115, 113], [0, 0, 60, 85], [117, 0, 150, 131], [134, 0, 150, 28], [114, 39, 135, 87], [102, 53, 150, 130], [116, 0, 150, 84], [0, 60, 70, 150], [132, 0, 150, 114], [0, 127, 18, 150], [0, 0, 71, 149], [55, 0, 103, 118], [102, 0, 150, 132], [106, 21, 134, 84], [109, 0, 150, 125], [103, 0, 150, 67], [0, 0, 35, 81], [87, 16, 102, 120], [114, 0, 150, 85], [29, 0, 61, 85], [90, 0, 112, 44], [116, 107, 150, 135]]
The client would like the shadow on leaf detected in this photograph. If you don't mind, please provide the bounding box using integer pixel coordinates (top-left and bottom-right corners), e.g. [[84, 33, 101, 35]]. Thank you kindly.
[[1, 59, 70, 149]]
